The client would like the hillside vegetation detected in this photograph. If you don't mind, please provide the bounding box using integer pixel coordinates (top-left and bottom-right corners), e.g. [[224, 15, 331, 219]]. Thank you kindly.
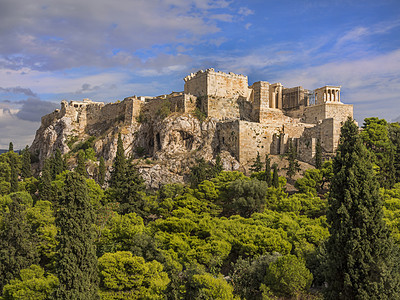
[[1, 118, 400, 299]]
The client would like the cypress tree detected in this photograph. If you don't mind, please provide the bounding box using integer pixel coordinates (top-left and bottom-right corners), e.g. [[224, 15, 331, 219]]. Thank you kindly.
[[75, 150, 87, 178], [21, 146, 32, 179], [40, 159, 53, 202], [98, 156, 106, 187], [212, 154, 223, 177], [325, 119, 400, 299], [315, 139, 322, 169], [264, 154, 272, 186], [286, 140, 300, 179], [117, 159, 146, 215], [250, 151, 263, 173], [54, 172, 98, 299], [109, 133, 126, 189], [272, 164, 279, 188], [0, 198, 38, 293], [8, 142, 13, 152], [52, 149, 64, 179], [9, 153, 18, 192]]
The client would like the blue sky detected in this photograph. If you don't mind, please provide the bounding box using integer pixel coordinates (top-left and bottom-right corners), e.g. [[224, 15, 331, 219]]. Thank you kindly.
[[1, 0, 400, 148]]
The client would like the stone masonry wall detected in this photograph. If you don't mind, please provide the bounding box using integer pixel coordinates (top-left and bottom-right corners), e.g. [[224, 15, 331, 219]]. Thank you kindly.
[[217, 120, 240, 160]]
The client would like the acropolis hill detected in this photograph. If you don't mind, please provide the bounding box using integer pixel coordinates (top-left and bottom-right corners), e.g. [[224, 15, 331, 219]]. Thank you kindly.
[[31, 68, 353, 187]]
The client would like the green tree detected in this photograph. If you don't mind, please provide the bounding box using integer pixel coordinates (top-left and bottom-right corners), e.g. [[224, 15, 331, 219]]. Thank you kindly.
[[272, 164, 279, 188], [0, 198, 38, 293], [53, 172, 98, 299], [212, 154, 223, 177], [2, 265, 59, 300], [325, 118, 400, 299], [98, 156, 106, 187], [265, 255, 312, 297], [21, 146, 32, 179], [9, 142, 14, 152], [286, 140, 300, 179], [98, 251, 169, 300], [109, 134, 126, 189], [226, 178, 268, 217], [264, 154, 272, 186], [115, 161, 146, 215], [75, 150, 87, 178], [360, 117, 395, 188], [250, 152, 263, 173], [189, 158, 213, 188], [52, 149, 64, 180], [39, 159, 52, 202], [315, 139, 322, 169], [389, 122, 400, 183], [187, 273, 237, 300]]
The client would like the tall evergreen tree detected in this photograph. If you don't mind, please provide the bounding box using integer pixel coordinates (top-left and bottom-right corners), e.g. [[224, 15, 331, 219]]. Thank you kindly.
[[52, 149, 65, 179], [286, 140, 300, 179], [189, 158, 213, 188], [75, 150, 87, 178], [109, 133, 126, 189], [0, 198, 38, 294], [98, 156, 106, 187], [21, 146, 32, 179], [360, 117, 396, 188], [54, 172, 98, 299], [9, 153, 19, 192], [389, 122, 400, 183], [39, 159, 53, 202], [325, 119, 400, 299], [315, 139, 322, 169], [250, 151, 263, 173], [272, 164, 279, 188], [8, 142, 13, 152], [212, 154, 223, 177], [117, 160, 146, 215], [264, 154, 272, 186]]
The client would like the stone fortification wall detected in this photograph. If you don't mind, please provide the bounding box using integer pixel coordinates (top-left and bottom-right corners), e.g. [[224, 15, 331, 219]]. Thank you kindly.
[[184, 70, 208, 97], [303, 103, 353, 124], [250, 81, 269, 122], [184, 94, 197, 112], [206, 69, 250, 98], [238, 121, 280, 163], [207, 96, 242, 120], [217, 120, 240, 160], [184, 68, 251, 119]]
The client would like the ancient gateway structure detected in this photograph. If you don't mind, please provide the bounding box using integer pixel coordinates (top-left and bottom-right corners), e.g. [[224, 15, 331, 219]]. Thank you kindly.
[[40, 68, 353, 166]]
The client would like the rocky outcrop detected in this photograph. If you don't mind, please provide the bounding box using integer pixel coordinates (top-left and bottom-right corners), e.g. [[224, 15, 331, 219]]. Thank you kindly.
[[30, 103, 240, 188]]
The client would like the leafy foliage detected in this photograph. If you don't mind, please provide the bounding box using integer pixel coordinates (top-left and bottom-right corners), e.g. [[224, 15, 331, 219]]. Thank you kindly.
[[2, 265, 59, 300]]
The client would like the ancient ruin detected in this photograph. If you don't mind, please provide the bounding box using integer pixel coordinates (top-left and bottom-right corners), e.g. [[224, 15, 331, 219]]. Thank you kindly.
[[32, 68, 353, 186]]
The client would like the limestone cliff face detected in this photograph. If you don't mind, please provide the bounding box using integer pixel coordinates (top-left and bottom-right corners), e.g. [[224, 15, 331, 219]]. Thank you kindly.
[[30, 100, 240, 188]]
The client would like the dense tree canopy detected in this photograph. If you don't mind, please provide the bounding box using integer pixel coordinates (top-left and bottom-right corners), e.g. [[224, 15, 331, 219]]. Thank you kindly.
[[2, 118, 400, 299]]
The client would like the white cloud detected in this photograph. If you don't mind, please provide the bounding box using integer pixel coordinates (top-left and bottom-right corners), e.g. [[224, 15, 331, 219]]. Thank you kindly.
[[336, 19, 400, 48], [238, 7, 254, 16], [0, 0, 231, 71]]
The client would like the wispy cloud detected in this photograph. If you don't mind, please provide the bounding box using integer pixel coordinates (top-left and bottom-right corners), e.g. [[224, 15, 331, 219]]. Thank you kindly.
[[336, 19, 400, 47], [238, 7, 254, 16], [0, 86, 37, 97]]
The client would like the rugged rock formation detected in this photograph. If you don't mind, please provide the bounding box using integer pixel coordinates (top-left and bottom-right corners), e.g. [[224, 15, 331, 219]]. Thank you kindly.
[[30, 103, 240, 188]]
